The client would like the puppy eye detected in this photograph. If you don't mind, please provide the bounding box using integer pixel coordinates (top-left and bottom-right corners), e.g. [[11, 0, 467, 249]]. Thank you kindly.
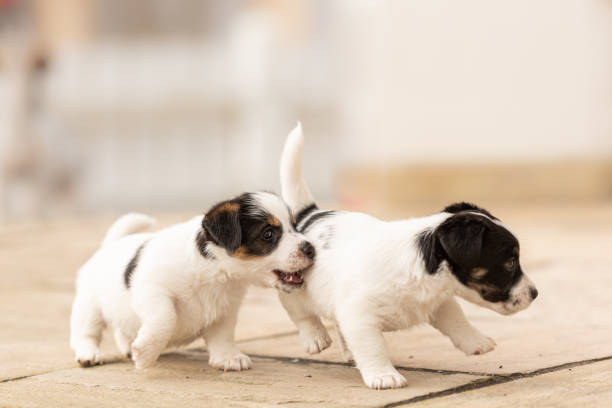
[[505, 258, 517, 270], [262, 228, 274, 241]]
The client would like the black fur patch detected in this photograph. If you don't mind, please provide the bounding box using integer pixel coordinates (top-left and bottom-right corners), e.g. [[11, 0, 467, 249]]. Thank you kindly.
[[203, 200, 242, 253], [124, 242, 146, 289], [416, 229, 441, 274], [318, 225, 335, 250], [299, 211, 336, 233], [295, 204, 318, 226], [416, 211, 522, 303], [195, 230, 215, 259], [442, 202, 498, 220], [234, 193, 283, 257]]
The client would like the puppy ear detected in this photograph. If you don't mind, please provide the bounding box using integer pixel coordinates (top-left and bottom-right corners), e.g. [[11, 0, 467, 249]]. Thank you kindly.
[[203, 201, 242, 254], [436, 216, 487, 269]]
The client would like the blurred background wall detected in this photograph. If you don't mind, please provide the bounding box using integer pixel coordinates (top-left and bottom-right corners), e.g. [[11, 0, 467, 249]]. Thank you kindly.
[[0, 0, 611, 221]]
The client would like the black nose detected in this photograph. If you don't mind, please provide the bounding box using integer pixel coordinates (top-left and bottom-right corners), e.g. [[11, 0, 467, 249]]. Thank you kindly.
[[299, 241, 316, 260], [529, 287, 538, 300]]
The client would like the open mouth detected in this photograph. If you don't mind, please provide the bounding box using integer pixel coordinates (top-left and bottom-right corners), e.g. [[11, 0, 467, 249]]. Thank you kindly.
[[273, 268, 306, 288]]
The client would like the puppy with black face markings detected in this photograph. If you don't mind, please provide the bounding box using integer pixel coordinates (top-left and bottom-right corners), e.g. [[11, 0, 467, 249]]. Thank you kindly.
[[278, 124, 538, 390], [70, 192, 314, 370]]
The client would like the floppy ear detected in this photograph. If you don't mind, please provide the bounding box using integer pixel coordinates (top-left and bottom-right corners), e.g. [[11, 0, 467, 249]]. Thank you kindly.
[[203, 201, 242, 254], [436, 216, 486, 269]]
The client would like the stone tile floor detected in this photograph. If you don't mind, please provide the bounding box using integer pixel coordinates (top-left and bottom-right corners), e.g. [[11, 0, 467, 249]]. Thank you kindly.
[[1, 203, 611, 407]]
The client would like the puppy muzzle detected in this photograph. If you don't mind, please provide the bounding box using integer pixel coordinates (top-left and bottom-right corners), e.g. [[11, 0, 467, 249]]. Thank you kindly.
[[500, 275, 538, 315], [271, 248, 315, 293]]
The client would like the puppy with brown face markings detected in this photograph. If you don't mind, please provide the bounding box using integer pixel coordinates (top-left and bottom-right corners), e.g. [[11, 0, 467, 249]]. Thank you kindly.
[[278, 124, 538, 390], [70, 192, 314, 370]]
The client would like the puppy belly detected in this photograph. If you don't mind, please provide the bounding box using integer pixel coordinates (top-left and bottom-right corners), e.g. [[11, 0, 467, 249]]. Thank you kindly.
[[380, 292, 451, 332], [379, 311, 430, 332], [165, 327, 204, 349]]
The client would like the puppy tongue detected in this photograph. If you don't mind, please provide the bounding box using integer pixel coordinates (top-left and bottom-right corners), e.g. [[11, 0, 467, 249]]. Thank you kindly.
[[286, 273, 301, 283]]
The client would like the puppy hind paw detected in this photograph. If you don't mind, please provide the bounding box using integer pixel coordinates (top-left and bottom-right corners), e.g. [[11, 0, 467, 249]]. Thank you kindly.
[[209, 352, 252, 372], [75, 350, 104, 367], [300, 328, 332, 355], [362, 369, 407, 390], [455, 335, 496, 356]]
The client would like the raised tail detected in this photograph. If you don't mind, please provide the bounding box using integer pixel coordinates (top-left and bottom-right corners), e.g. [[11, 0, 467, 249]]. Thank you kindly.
[[280, 122, 316, 213], [101, 213, 156, 246]]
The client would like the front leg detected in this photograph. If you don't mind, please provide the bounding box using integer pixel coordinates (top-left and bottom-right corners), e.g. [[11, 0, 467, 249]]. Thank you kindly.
[[131, 294, 177, 369], [279, 291, 332, 354], [430, 297, 496, 356], [337, 308, 406, 390], [204, 294, 252, 372]]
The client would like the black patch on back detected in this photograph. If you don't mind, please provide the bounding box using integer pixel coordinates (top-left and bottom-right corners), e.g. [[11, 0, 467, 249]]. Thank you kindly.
[[295, 204, 318, 226], [195, 230, 215, 259], [124, 242, 146, 289], [442, 202, 498, 220], [298, 210, 336, 233], [416, 212, 522, 303]]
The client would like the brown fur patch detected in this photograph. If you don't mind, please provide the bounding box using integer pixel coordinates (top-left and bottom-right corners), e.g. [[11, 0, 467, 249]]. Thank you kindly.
[[208, 202, 239, 218], [232, 246, 258, 260], [471, 268, 488, 279], [268, 216, 281, 227]]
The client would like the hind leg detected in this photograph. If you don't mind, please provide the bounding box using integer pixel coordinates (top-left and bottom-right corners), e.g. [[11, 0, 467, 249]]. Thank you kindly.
[[70, 294, 106, 367], [113, 328, 134, 359]]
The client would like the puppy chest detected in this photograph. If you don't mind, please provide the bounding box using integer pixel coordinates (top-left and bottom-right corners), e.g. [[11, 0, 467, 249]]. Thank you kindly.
[[172, 288, 235, 336]]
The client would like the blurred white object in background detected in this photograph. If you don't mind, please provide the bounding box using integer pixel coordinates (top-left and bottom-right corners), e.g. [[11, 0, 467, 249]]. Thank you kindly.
[[0, 0, 610, 220], [0, 2, 79, 221]]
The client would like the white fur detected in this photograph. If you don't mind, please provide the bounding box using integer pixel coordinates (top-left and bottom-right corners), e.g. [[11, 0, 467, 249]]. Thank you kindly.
[[70, 192, 312, 371], [279, 124, 538, 390], [101, 213, 156, 246]]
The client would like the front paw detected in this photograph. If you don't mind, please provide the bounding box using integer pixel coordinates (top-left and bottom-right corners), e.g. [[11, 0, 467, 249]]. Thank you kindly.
[[340, 347, 354, 363], [131, 341, 160, 370], [454, 334, 496, 356], [209, 352, 252, 371], [300, 327, 332, 354], [361, 368, 407, 390]]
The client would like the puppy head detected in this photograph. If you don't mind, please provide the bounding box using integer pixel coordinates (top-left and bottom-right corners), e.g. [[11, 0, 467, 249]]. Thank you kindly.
[[422, 203, 538, 315], [202, 192, 315, 292]]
